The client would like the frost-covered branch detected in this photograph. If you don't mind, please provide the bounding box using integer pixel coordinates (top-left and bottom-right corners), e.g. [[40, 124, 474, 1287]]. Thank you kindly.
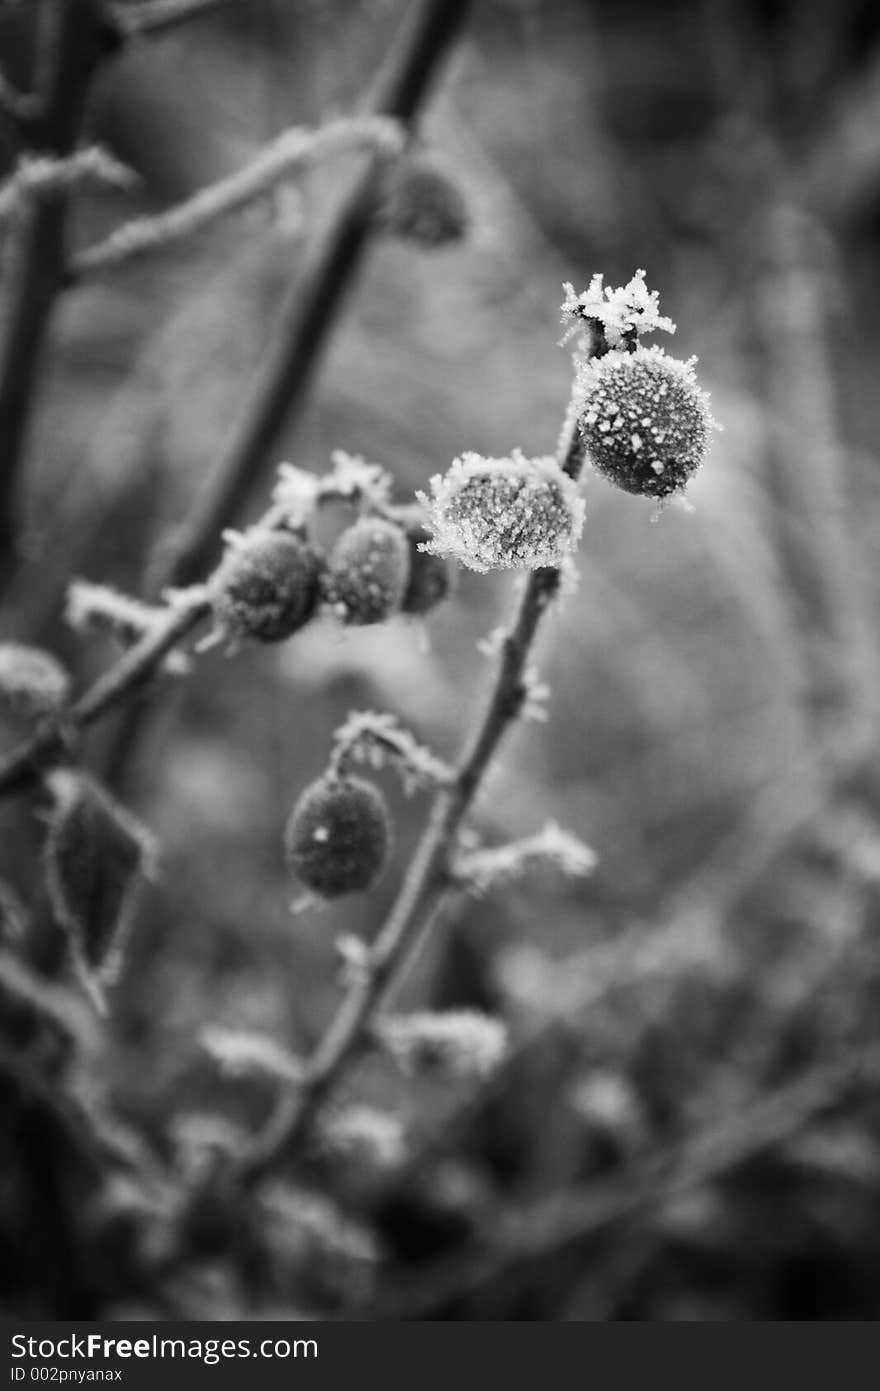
[[0, 592, 207, 798], [0, 0, 121, 578], [71, 117, 404, 277], [329, 710, 454, 792], [99, 0, 472, 797], [146, 0, 472, 593], [0, 147, 136, 225], [237, 399, 588, 1186]]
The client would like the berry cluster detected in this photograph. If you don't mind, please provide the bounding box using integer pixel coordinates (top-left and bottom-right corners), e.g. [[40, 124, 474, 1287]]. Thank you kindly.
[[205, 460, 454, 650]]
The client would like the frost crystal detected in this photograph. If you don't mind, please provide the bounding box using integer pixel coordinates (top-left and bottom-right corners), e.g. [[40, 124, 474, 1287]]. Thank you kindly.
[[376, 1010, 508, 1080], [575, 345, 716, 498], [272, 451, 394, 526], [453, 821, 596, 897], [330, 709, 453, 791], [560, 269, 675, 349], [419, 449, 585, 574], [259, 1183, 379, 1264], [199, 1026, 304, 1085], [319, 1105, 407, 1168]]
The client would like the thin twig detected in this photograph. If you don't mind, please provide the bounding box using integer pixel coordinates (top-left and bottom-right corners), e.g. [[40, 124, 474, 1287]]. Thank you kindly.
[[70, 116, 404, 277], [151, 0, 471, 593], [0, 491, 301, 798], [237, 410, 586, 1186], [101, 0, 470, 791], [0, 0, 121, 576]]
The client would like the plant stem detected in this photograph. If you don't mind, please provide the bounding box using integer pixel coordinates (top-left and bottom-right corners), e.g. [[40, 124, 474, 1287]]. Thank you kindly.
[[150, 0, 471, 593], [0, 0, 120, 579], [0, 493, 293, 798], [70, 116, 403, 277], [101, 0, 470, 794], [238, 411, 585, 1186]]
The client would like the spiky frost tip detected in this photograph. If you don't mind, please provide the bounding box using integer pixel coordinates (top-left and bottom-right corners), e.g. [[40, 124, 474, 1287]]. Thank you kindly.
[[560, 269, 675, 349], [419, 449, 585, 575]]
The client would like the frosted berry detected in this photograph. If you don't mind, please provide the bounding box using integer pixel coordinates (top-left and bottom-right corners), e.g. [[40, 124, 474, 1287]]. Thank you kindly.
[[419, 449, 585, 574], [212, 527, 322, 643], [321, 517, 410, 626], [284, 774, 392, 898], [576, 346, 713, 499]]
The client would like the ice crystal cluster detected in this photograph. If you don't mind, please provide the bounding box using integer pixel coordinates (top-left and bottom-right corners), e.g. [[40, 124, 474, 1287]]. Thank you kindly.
[[560, 267, 675, 350], [575, 345, 714, 499], [419, 449, 585, 574], [377, 1010, 508, 1080]]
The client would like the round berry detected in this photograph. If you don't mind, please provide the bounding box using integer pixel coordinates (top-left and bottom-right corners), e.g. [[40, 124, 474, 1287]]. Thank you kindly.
[[213, 527, 322, 643], [284, 774, 392, 899], [576, 346, 713, 499], [420, 449, 585, 574], [321, 517, 410, 626], [377, 156, 469, 248]]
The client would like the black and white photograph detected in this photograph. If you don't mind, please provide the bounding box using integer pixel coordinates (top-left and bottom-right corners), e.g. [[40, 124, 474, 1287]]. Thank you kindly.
[[2, 0, 880, 1338]]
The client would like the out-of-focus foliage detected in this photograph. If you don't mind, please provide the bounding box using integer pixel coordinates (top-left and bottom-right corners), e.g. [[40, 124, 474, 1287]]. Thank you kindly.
[[3, 0, 880, 1320]]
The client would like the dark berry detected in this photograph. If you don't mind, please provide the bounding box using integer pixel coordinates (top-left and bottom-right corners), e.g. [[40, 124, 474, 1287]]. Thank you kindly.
[[284, 774, 392, 898], [321, 517, 410, 626]]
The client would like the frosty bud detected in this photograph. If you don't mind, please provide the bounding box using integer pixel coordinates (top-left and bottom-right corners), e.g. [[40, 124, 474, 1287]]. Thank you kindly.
[[419, 449, 586, 574], [560, 269, 675, 351], [0, 643, 71, 716], [321, 517, 410, 626], [43, 769, 155, 987], [576, 346, 714, 498], [212, 526, 323, 643], [377, 153, 469, 248], [284, 773, 392, 898]]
